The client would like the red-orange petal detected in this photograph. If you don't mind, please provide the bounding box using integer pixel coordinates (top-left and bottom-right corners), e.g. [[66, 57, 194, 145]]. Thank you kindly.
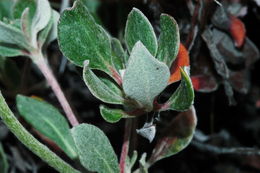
[[168, 43, 190, 84], [229, 15, 246, 48]]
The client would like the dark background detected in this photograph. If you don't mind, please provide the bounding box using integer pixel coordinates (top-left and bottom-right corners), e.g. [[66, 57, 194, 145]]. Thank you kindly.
[[1, 0, 260, 172]]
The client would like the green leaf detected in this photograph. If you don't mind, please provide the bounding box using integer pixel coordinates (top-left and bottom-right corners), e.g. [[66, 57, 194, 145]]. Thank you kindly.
[[149, 107, 197, 165], [99, 105, 131, 123], [0, 21, 31, 50], [3, 18, 21, 29], [13, 0, 36, 20], [21, 8, 31, 41], [122, 41, 170, 111], [0, 45, 24, 57], [38, 10, 59, 47], [16, 95, 77, 159], [157, 14, 180, 67], [111, 38, 126, 71], [0, 0, 14, 20], [83, 61, 124, 104], [31, 0, 52, 47], [0, 143, 8, 173], [125, 8, 157, 56], [71, 123, 120, 173], [58, 0, 114, 76], [163, 68, 194, 111]]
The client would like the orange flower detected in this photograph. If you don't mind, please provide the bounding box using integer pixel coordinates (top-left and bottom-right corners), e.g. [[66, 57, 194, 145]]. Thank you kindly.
[[168, 43, 190, 84]]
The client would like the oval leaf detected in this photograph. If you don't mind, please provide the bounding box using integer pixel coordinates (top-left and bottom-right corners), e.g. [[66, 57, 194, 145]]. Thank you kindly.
[[16, 95, 77, 159], [83, 61, 124, 104], [123, 41, 170, 111], [163, 68, 194, 111], [99, 105, 131, 123], [71, 123, 120, 173], [125, 8, 158, 56], [157, 14, 180, 67], [58, 0, 113, 75], [149, 106, 197, 165]]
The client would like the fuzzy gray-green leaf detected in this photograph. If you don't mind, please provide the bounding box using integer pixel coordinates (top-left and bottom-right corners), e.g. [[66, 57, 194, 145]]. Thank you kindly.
[[13, 0, 36, 20], [38, 10, 59, 47], [21, 8, 31, 41], [71, 123, 120, 173], [164, 68, 194, 111], [123, 41, 170, 111], [100, 105, 130, 123], [157, 14, 180, 67], [83, 61, 124, 104], [0, 21, 30, 50], [58, 0, 114, 76], [31, 0, 52, 47], [0, 0, 13, 20], [16, 95, 77, 159], [125, 8, 157, 56], [0, 46, 24, 57]]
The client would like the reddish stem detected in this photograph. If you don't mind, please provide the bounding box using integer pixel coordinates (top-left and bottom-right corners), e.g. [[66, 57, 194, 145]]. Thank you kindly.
[[119, 119, 132, 173], [32, 51, 79, 127], [110, 67, 123, 86]]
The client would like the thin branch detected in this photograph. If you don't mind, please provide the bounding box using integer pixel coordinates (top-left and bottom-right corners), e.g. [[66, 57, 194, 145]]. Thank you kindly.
[[192, 141, 260, 156], [120, 119, 132, 173], [31, 51, 79, 127]]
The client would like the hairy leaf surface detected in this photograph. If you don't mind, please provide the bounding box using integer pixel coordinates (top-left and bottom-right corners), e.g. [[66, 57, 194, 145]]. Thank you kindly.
[[123, 42, 170, 111], [157, 14, 180, 67], [16, 95, 77, 159], [72, 123, 119, 173], [125, 8, 157, 56]]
